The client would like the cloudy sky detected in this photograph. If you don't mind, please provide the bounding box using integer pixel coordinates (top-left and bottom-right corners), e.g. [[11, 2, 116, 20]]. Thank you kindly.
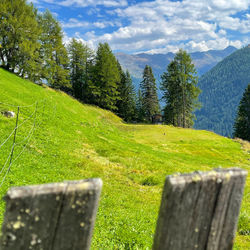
[[31, 0, 250, 54]]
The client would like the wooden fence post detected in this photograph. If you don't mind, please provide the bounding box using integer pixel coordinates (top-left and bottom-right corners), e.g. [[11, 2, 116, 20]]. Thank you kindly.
[[153, 168, 247, 250], [0, 178, 102, 250]]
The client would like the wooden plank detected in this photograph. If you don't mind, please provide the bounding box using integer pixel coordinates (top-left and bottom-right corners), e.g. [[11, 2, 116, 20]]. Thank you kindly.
[[0, 178, 102, 250], [153, 168, 247, 250]]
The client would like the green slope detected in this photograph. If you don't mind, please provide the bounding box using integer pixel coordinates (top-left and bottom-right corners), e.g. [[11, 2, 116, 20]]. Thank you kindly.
[[195, 45, 250, 137], [0, 68, 249, 249]]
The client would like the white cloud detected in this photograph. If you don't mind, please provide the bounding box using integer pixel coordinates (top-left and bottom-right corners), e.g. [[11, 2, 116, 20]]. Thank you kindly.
[[35, 0, 250, 53], [94, 22, 107, 29], [218, 15, 250, 33], [186, 38, 243, 52], [33, 0, 128, 7], [218, 29, 227, 36], [43, 0, 57, 3], [85, 31, 96, 39], [62, 18, 121, 29], [83, 0, 250, 53], [93, 20, 122, 28], [59, 0, 128, 7], [87, 8, 100, 15], [142, 38, 243, 54], [62, 18, 90, 28], [208, 0, 249, 10], [63, 32, 96, 50]]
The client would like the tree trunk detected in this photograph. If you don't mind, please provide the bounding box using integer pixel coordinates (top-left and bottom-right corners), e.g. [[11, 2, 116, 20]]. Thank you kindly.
[[182, 86, 186, 128]]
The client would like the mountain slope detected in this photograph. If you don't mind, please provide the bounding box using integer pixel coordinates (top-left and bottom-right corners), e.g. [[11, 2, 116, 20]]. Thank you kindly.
[[195, 45, 250, 137], [0, 68, 249, 248]]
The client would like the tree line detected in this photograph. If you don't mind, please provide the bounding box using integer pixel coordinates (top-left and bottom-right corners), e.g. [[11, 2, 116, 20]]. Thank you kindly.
[[0, 0, 201, 127]]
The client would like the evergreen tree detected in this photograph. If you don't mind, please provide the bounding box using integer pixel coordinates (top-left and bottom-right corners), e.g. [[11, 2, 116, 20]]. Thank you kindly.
[[140, 65, 160, 122], [115, 59, 124, 111], [233, 84, 250, 141], [0, 0, 41, 81], [68, 38, 94, 101], [116, 66, 137, 122], [161, 61, 182, 126], [136, 89, 146, 122], [37, 10, 69, 89], [91, 43, 120, 111], [161, 49, 201, 128]]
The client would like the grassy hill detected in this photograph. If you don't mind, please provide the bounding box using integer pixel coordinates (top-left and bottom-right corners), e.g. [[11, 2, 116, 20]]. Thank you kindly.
[[0, 68, 249, 249]]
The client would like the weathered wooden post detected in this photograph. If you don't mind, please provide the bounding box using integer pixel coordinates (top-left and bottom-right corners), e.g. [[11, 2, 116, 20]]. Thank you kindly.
[[0, 178, 102, 250], [153, 168, 247, 250]]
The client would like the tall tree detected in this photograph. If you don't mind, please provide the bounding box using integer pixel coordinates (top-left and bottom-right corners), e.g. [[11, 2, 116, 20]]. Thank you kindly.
[[233, 84, 250, 141], [91, 43, 120, 111], [161, 49, 201, 128], [116, 66, 137, 122], [0, 0, 41, 81], [140, 65, 160, 122], [136, 89, 146, 122], [37, 10, 69, 89], [68, 38, 94, 101], [161, 61, 182, 126]]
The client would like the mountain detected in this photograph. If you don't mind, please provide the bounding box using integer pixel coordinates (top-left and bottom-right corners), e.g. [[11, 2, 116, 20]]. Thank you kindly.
[[194, 45, 250, 137], [0, 68, 249, 249], [115, 46, 237, 81]]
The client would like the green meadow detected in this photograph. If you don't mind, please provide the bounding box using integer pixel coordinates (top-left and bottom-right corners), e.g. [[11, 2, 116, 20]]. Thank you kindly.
[[0, 68, 249, 249]]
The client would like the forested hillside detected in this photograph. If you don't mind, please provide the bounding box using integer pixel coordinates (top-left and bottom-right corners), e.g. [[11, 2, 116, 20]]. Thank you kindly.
[[195, 45, 250, 137]]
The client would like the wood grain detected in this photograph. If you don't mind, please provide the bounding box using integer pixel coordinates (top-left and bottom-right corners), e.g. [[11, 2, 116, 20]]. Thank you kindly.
[[0, 178, 102, 250], [153, 168, 247, 250]]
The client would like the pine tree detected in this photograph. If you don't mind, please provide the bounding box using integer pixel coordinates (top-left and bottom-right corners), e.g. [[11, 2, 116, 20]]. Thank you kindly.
[[161, 61, 182, 126], [0, 0, 41, 81], [116, 66, 137, 122], [37, 10, 69, 89], [161, 49, 201, 128], [233, 84, 250, 141], [136, 89, 146, 122], [68, 38, 94, 101], [91, 43, 120, 111], [140, 65, 160, 122], [115, 60, 124, 112]]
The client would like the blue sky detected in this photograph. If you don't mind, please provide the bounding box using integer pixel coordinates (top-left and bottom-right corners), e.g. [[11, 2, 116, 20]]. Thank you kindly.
[[30, 0, 250, 54]]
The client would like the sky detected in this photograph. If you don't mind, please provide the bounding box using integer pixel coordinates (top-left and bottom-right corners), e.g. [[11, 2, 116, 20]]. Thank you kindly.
[[30, 0, 250, 54]]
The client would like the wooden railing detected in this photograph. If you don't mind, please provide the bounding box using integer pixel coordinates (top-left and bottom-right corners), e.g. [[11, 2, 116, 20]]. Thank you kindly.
[[0, 168, 247, 250]]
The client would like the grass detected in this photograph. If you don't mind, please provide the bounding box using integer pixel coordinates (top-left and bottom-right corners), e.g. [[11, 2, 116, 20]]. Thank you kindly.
[[0, 67, 249, 249]]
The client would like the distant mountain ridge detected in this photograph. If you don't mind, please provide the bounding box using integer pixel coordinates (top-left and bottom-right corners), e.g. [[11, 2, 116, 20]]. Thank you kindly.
[[115, 46, 237, 80], [194, 45, 250, 137]]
